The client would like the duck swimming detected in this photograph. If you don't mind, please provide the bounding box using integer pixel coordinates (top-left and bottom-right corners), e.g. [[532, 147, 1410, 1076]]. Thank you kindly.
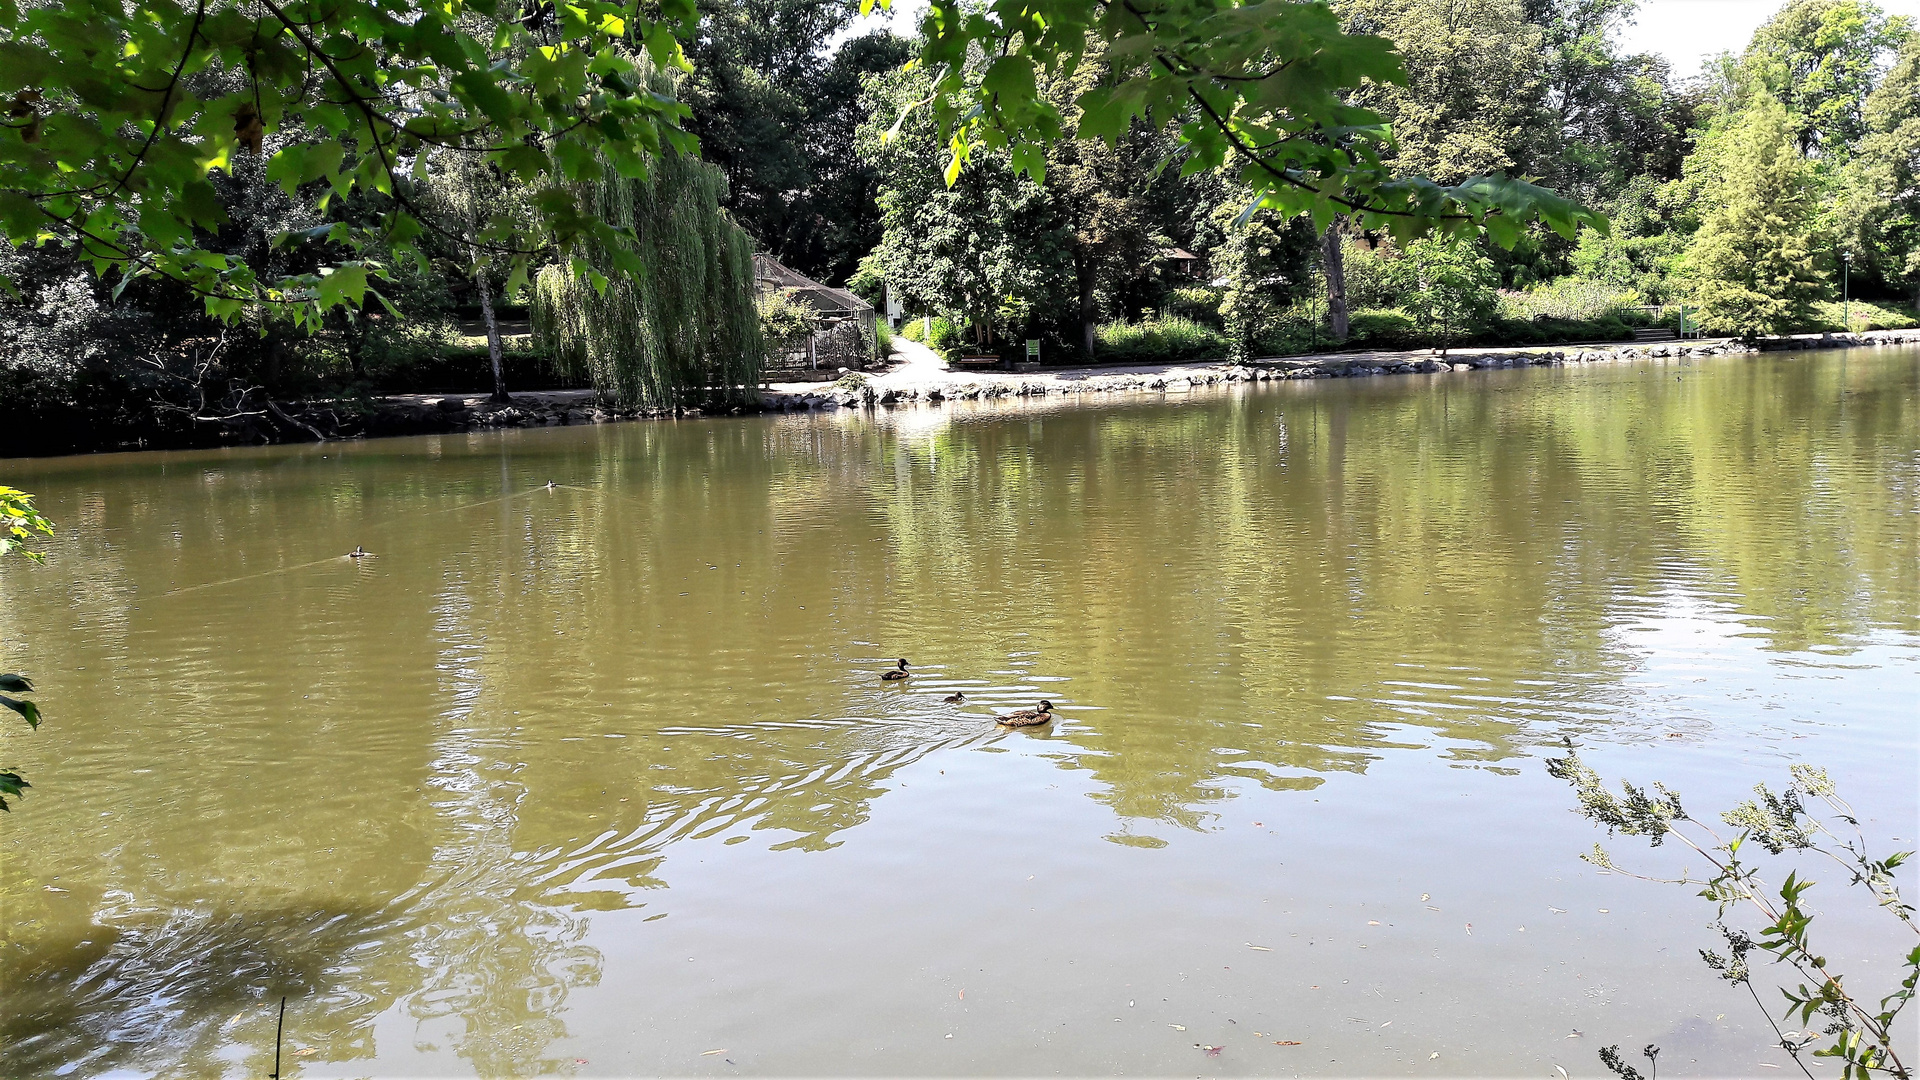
[[347, 546, 370, 558], [881, 658, 911, 680], [943, 691, 965, 704], [996, 700, 1053, 726]]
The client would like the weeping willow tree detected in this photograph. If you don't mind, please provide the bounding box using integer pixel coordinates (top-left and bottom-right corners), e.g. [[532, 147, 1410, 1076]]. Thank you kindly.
[[533, 149, 763, 407]]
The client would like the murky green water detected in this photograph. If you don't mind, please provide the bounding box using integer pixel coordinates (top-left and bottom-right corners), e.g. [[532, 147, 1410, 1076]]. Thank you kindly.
[[2, 349, 1916, 1078]]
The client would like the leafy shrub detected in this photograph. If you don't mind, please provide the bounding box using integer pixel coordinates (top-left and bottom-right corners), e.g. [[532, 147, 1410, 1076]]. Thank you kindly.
[[1344, 309, 1425, 349], [1250, 319, 1320, 357], [926, 316, 961, 356], [1498, 277, 1644, 323], [758, 290, 820, 343], [895, 315, 963, 358], [832, 371, 870, 391], [1340, 242, 1402, 309], [1167, 285, 1225, 325], [1811, 299, 1918, 332], [846, 252, 884, 304], [1489, 315, 1635, 345], [875, 320, 894, 356], [1095, 315, 1227, 364], [377, 342, 584, 393]]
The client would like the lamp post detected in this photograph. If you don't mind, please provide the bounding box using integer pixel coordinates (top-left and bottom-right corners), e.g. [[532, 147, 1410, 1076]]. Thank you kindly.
[[1842, 250, 1853, 333]]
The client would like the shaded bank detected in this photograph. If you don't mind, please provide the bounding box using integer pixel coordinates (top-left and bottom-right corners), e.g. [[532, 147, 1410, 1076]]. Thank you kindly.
[[7, 329, 1918, 457]]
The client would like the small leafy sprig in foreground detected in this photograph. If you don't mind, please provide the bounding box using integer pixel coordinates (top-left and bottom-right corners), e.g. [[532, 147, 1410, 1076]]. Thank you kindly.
[[0, 485, 51, 562], [1548, 750, 1916, 1080], [1599, 1043, 1660, 1080], [0, 485, 49, 810]]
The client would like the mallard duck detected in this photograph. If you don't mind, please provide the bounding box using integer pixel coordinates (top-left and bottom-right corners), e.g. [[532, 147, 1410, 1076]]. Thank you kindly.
[[881, 658, 911, 680], [996, 700, 1053, 726], [347, 546, 370, 558], [943, 691, 965, 704]]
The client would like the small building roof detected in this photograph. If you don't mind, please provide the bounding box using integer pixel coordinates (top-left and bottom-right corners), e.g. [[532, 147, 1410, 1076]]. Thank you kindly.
[[754, 254, 874, 318], [1163, 247, 1199, 261]]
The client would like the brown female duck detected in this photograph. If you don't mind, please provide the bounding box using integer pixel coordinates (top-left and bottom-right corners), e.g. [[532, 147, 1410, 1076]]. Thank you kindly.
[[881, 658, 911, 681], [995, 700, 1053, 726]]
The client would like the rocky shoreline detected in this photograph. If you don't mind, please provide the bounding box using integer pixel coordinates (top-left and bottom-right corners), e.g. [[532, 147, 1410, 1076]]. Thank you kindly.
[[760, 328, 1920, 411], [359, 388, 752, 434], [120, 327, 1920, 445]]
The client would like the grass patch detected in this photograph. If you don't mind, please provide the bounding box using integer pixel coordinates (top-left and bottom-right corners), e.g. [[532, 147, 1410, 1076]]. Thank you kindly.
[[1095, 315, 1226, 364], [1807, 298, 1919, 332]]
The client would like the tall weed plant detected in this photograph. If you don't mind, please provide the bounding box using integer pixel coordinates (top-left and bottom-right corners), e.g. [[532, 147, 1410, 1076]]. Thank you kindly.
[[1550, 751, 1917, 1080]]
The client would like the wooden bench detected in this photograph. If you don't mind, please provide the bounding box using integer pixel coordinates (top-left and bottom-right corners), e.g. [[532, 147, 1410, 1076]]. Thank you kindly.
[[953, 355, 1003, 369]]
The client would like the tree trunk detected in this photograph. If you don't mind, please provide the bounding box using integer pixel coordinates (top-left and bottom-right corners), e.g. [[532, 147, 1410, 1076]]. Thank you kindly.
[[346, 323, 366, 381], [1321, 225, 1349, 343], [1077, 256, 1098, 358], [475, 265, 511, 404]]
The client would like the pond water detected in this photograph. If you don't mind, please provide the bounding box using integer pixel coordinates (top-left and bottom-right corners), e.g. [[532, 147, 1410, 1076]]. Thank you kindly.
[[2, 348, 1916, 1078]]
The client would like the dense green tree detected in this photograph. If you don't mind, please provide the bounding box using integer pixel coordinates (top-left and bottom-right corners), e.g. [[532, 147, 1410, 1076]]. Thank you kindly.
[[1829, 28, 1920, 304], [531, 149, 763, 406], [1567, 175, 1688, 300], [0, 0, 698, 321], [1049, 134, 1160, 355], [900, 0, 1600, 249], [683, 0, 912, 281], [1525, 0, 1694, 200], [1390, 236, 1500, 354], [1682, 95, 1823, 336], [1043, 52, 1173, 356], [861, 66, 1074, 349], [793, 32, 919, 283], [1336, 0, 1551, 185], [1736, 0, 1912, 159], [1206, 194, 1320, 360], [1326, 0, 1681, 305], [865, 48, 1249, 358], [421, 154, 533, 403]]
